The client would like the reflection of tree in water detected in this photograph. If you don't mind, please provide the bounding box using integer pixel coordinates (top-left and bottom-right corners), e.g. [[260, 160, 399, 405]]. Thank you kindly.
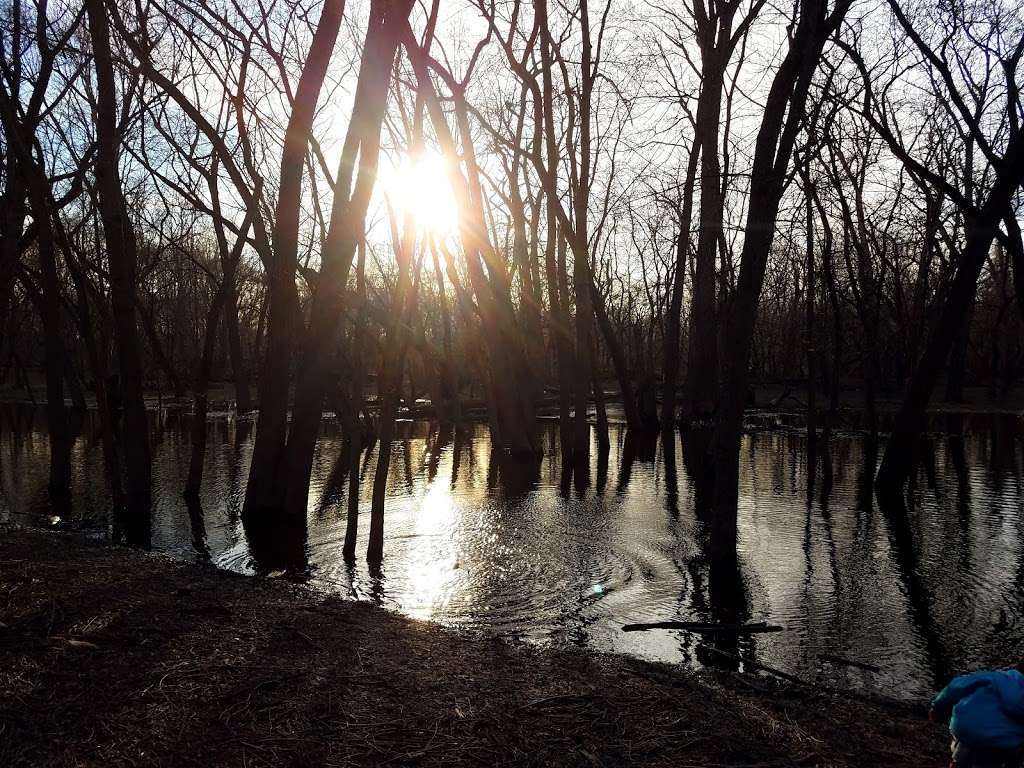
[[876, 486, 952, 689], [946, 416, 973, 577], [424, 424, 452, 484], [662, 431, 700, 664], [662, 433, 679, 520], [811, 466, 841, 663], [988, 415, 1022, 491], [8, 404, 1024, 693], [313, 444, 352, 522], [184, 492, 211, 560], [679, 426, 751, 671], [616, 430, 656, 496], [494, 452, 541, 503]]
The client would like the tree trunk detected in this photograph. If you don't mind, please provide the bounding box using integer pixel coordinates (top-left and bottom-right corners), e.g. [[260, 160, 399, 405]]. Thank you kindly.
[[87, 0, 153, 525], [185, 285, 225, 496], [430, 243, 461, 424], [685, 44, 730, 420], [67, 260, 124, 513], [876, 133, 1024, 494], [803, 178, 817, 502], [570, 236, 594, 458], [592, 364, 609, 452], [137, 297, 183, 396], [944, 299, 973, 403], [225, 282, 253, 411], [243, 0, 346, 521], [405, 23, 539, 457], [368, 243, 421, 564], [711, 0, 847, 553], [661, 143, 699, 434], [187, 182, 259, 495], [548, 230, 575, 458], [591, 280, 643, 431], [284, 0, 411, 521], [0, 173, 24, 361], [343, 239, 370, 561], [34, 237, 72, 497]]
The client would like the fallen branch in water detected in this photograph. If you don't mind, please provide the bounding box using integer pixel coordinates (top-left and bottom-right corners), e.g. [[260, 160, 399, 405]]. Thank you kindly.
[[818, 654, 882, 673], [695, 643, 806, 686], [621, 621, 784, 634]]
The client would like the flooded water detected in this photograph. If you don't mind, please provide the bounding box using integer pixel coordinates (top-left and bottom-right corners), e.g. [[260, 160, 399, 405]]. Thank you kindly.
[[2, 402, 1023, 700]]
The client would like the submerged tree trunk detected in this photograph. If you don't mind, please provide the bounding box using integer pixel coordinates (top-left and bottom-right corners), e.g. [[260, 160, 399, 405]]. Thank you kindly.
[[67, 258, 124, 512], [876, 134, 1024, 494], [243, 0, 346, 521], [185, 292, 223, 496], [186, 199, 257, 496], [32, 236, 72, 497], [685, 39, 732, 421], [661, 143, 699, 434], [0, 91, 72, 500], [803, 177, 818, 501], [87, 0, 152, 525], [225, 283, 253, 412], [284, 0, 411, 521], [591, 281, 642, 431], [548, 230, 575, 458], [570, 237, 594, 458], [711, 0, 849, 555], [368, 239, 421, 564], [343, 239, 370, 561], [592, 364, 610, 452]]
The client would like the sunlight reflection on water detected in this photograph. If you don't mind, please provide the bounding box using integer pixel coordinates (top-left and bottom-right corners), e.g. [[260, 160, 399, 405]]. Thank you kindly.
[[2, 403, 1023, 700]]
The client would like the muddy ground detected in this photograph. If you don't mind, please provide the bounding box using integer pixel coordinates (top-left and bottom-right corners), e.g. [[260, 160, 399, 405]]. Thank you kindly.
[[1, 527, 947, 767]]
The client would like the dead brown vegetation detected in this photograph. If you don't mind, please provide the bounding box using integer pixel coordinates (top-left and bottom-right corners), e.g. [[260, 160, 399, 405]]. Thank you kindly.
[[0, 529, 946, 767]]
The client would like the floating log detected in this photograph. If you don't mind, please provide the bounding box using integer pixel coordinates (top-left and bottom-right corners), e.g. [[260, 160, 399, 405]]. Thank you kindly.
[[621, 621, 784, 634], [818, 654, 882, 673]]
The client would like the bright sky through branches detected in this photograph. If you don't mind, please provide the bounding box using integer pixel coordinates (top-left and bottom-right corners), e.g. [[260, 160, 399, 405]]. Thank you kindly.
[[381, 152, 459, 237]]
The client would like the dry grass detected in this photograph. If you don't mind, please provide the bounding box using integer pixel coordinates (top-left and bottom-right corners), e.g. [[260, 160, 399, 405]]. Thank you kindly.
[[0, 527, 947, 767]]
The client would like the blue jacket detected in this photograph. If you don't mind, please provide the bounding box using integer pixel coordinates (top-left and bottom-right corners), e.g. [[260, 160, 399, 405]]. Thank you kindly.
[[933, 670, 1024, 751]]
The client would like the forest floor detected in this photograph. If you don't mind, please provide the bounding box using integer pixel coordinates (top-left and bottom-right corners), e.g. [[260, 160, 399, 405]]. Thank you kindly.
[[0, 527, 949, 767]]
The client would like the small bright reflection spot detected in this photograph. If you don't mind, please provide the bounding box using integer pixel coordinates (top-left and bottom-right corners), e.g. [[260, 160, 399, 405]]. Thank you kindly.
[[591, 584, 604, 595], [49, 516, 61, 525]]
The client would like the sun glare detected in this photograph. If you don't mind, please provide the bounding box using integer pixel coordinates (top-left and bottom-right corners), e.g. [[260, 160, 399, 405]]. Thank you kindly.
[[383, 153, 459, 237]]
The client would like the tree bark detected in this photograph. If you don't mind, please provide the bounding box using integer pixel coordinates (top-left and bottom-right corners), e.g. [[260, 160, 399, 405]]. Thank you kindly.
[[185, 198, 258, 496], [661, 143, 699, 434], [368, 239, 421, 564], [591, 279, 642, 431], [283, 0, 411, 521], [876, 133, 1024, 494], [711, 0, 849, 552], [342, 238, 370, 561], [87, 0, 153, 524], [243, 0, 346, 520], [685, 22, 734, 420], [225, 282, 252, 411]]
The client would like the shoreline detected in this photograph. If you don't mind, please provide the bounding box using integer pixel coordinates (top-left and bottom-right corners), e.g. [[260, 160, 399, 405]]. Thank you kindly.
[[1, 382, 1022, 420], [1, 527, 947, 766]]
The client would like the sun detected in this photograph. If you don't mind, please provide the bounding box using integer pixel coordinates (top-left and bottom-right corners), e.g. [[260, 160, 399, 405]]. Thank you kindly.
[[383, 152, 459, 237]]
